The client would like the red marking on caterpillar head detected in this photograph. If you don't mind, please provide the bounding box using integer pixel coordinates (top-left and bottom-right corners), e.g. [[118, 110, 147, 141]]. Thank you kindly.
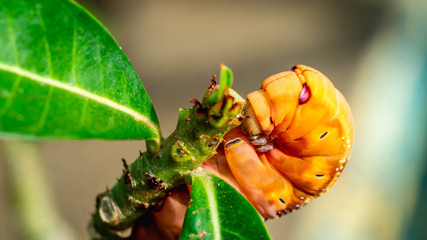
[[298, 83, 311, 104]]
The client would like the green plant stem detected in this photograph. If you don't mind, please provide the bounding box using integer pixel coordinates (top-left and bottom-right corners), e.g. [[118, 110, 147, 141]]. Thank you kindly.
[[90, 80, 245, 239]]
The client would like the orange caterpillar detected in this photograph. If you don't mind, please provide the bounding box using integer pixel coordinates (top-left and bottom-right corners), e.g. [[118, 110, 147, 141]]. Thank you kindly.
[[140, 65, 354, 240], [205, 65, 354, 218]]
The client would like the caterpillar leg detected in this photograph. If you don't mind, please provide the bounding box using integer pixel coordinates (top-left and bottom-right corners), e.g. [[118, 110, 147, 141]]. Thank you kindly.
[[223, 128, 303, 218], [200, 150, 243, 195]]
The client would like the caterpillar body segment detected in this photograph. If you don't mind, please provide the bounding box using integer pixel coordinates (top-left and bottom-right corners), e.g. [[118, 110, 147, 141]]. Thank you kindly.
[[223, 65, 354, 218]]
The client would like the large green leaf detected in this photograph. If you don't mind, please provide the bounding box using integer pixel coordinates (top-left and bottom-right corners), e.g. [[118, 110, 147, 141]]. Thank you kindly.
[[0, 0, 161, 144], [180, 170, 271, 240]]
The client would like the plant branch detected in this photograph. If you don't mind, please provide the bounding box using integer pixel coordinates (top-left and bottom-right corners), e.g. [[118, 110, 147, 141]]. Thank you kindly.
[[90, 66, 246, 239]]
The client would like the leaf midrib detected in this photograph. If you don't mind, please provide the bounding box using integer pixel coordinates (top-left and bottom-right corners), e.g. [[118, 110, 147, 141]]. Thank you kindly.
[[0, 62, 160, 137], [201, 175, 221, 240]]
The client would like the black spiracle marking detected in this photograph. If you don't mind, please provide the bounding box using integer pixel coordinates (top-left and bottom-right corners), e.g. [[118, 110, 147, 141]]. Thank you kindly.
[[320, 131, 328, 139], [225, 138, 242, 148]]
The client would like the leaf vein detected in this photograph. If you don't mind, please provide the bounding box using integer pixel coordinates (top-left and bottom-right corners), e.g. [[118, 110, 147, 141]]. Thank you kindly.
[[203, 176, 221, 240], [78, 98, 89, 127], [35, 87, 54, 131], [0, 75, 22, 118], [36, 3, 53, 77], [6, 13, 19, 66], [122, 71, 130, 105], [223, 229, 244, 240], [0, 63, 160, 139], [96, 36, 105, 94], [71, 22, 77, 84], [0, 12, 22, 118]]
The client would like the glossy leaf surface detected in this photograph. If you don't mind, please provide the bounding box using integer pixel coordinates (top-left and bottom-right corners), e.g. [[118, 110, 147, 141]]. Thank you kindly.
[[180, 170, 271, 240], [0, 0, 161, 143]]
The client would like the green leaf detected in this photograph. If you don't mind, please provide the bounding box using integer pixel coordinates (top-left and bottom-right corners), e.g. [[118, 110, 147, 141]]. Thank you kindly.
[[180, 170, 271, 240], [0, 0, 161, 145], [219, 64, 233, 89], [205, 64, 233, 106]]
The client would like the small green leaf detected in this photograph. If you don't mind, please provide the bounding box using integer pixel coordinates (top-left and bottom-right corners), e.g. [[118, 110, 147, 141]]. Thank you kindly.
[[0, 0, 161, 145], [219, 64, 233, 89], [205, 64, 233, 106], [180, 170, 271, 240]]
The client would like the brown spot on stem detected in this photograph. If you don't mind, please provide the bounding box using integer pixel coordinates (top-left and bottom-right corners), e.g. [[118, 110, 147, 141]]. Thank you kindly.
[[123, 170, 132, 186], [197, 230, 207, 238], [208, 75, 217, 93], [129, 196, 150, 210], [145, 171, 164, 190]]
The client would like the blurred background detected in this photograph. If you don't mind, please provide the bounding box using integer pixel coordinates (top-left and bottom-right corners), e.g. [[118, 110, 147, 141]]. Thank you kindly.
[[1, 0, 426, 239]]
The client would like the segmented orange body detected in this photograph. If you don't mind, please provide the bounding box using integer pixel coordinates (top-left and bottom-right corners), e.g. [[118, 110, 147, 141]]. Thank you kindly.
[[217, 65, 354, 218]]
